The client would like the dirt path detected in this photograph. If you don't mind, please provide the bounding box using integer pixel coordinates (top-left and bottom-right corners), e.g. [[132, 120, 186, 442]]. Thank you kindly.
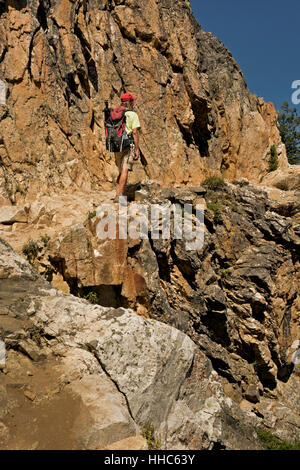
[[0, 350, 84, 450]]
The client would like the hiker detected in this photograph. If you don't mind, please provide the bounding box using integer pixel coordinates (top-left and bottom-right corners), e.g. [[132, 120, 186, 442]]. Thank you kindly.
[[104, 93, 141, 199]]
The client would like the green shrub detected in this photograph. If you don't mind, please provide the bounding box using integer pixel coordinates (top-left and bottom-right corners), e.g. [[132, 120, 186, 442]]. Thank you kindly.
[[207, 201, 223, 213], [268, 145, 279, 172], [40, 234, 51, 247], [207, 201, 224, 222], [88, 210, 97, 220], [84, 291, 99, 304], [220, 268, 232, 278], [22, 239, 39, 259], [141, 423, 161, 450], [256, 427, 300, 450], [202, 176, 225, 190]]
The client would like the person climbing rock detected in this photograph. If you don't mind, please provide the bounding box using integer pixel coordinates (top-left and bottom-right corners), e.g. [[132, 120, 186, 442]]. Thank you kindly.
[[105, 93, 141, 200]]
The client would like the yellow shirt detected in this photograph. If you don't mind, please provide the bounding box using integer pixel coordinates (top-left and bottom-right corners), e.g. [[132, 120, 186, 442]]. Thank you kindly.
[[125, 111, 141, 135]]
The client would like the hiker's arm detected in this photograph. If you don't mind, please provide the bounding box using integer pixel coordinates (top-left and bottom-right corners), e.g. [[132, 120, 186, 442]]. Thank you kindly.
[[132, 128, 140, 159]]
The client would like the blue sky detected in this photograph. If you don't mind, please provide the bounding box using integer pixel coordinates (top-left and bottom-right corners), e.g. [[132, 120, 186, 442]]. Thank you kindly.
[[190, 0, 300, 112]]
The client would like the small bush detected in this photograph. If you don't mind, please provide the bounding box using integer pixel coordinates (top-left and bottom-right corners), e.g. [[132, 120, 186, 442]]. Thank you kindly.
[[207, 201, 224, 222], [141, 423, 161, 450], [22, 239, 39, 259], [207, 201, 223, 212], [84, 291, 99, 304], [202, 176, 225, 190], [268, 145, 279, 172], [40, 234, 51, 247], [256, 427, 300, 450], [220, 268, 232, 278], [88, 210, 97, 220]]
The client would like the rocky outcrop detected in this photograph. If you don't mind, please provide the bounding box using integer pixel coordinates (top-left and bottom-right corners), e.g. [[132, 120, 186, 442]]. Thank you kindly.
[[262, 165, 300, 191], [38, 180, 300, 392], [1, 179, 299, 449], [0, 0, 292, 206], [0, 237, 267, 450]]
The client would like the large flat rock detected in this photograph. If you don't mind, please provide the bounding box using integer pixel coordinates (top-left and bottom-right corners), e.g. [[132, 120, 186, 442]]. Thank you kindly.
[[0, 206, 27, 224]]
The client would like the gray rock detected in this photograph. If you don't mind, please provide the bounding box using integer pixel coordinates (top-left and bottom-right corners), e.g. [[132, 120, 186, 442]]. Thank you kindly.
[[134, 189, 149, 202], [64, 351, 139, 449], [233, 178, 250, 186], [244, 384, 260, 404], [188, 186, 207, 195], [0, 237, 264, 450], [0, 206, 28, 225]]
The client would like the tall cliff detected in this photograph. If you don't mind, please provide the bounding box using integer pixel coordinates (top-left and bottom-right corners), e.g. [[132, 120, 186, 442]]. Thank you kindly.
[[0, 0, 290, 205]]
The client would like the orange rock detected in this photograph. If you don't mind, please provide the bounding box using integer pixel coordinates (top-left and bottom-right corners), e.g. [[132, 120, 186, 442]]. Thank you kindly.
[[0, 0, 292, 204]]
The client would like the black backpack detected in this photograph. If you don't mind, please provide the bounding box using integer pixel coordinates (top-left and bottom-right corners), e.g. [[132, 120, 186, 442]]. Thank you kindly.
[[104, 106, 132, 152]]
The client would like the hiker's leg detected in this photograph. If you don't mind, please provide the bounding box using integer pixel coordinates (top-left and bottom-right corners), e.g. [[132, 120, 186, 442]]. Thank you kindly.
[[117, 168, 128, 195], [114, 152, 122, 196]]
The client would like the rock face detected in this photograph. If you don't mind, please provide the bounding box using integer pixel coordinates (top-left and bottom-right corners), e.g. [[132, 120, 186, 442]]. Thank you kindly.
[[40, 180, 300, 391], [0, 0, 299, 451], [1, 178, 299, 449], [0, 237, 265, 450], [0, 0, 291, 205]]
